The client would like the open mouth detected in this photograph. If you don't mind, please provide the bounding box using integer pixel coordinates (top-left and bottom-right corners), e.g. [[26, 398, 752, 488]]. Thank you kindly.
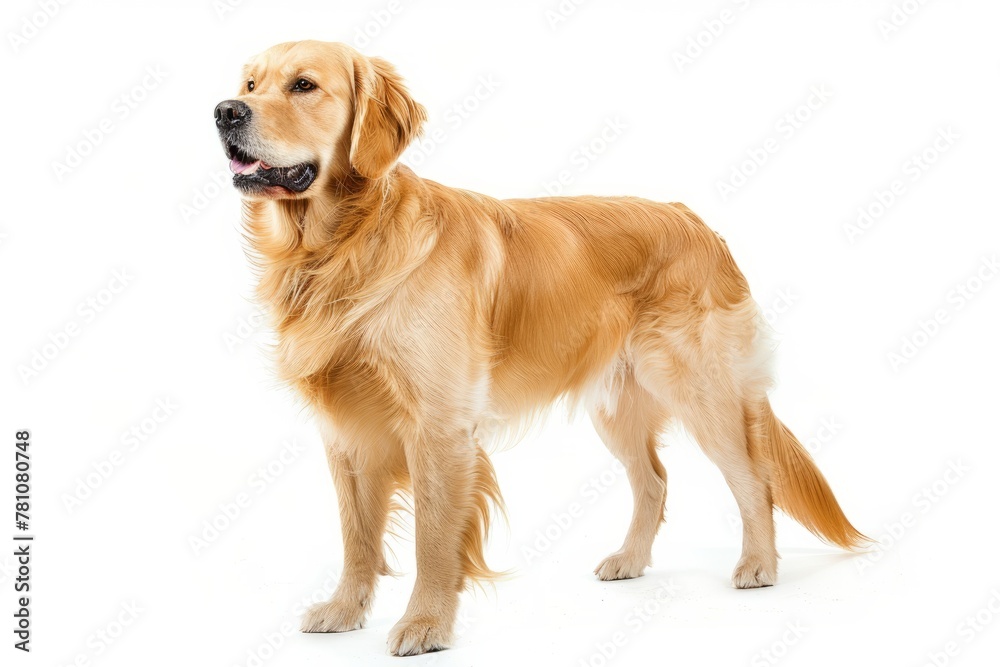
[[225, 144, 317, 194]]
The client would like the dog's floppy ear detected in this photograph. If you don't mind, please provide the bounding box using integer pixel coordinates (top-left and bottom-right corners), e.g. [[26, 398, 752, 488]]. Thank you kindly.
[[349, 56, 427, 180]]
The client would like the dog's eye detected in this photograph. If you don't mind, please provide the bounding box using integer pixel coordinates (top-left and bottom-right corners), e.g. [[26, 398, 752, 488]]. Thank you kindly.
[[292, 78, 315, 92], [247, 80, 255, 92]]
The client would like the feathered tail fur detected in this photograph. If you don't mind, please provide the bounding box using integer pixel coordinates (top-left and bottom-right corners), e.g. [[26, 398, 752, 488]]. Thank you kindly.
[[746, 399, 868, 550]]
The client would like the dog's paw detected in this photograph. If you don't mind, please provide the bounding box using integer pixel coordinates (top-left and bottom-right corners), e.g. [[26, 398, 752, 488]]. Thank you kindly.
[[594, 550, 649, 581], [731, 554, 777, 589], [301, 597, 367, 633], [387, 615, 452, 656]]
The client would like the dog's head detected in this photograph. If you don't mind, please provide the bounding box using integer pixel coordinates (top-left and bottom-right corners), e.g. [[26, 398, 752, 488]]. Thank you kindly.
[[214, 40, 426, 199]]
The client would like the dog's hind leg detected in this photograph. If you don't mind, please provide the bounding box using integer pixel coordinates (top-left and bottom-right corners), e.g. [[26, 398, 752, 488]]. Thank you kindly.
[[588, 365, 670, 581], [632, 309, 778, 589], [678, 384, 777, 588]]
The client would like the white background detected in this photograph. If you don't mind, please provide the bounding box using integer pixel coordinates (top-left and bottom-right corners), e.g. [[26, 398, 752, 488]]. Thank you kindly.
[[3, 1, 1000, 665]]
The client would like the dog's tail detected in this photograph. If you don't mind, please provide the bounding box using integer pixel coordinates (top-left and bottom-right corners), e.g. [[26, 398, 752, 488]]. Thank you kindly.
[[746, 399, 868, 550]]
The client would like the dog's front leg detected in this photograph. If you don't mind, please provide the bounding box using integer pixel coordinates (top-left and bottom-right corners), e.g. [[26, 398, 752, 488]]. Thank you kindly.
[[387, 427, 478, 656], [302, 444, 397, 633]]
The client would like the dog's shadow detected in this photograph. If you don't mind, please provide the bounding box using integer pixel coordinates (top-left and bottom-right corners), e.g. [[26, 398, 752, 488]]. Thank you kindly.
[[632, 546, 871, 601], [772, 548, 862, 587]]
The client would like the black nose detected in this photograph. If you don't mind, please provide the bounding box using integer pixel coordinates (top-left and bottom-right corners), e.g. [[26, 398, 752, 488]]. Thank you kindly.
[[214, 100, 251, 130]]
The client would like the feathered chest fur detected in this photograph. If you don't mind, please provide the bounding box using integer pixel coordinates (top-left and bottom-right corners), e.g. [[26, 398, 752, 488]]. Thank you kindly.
[[242, 190, 440, 389]]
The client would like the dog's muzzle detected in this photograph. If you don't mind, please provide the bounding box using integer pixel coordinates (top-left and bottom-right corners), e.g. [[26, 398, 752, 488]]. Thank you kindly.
[[214, 99, 318, 194]]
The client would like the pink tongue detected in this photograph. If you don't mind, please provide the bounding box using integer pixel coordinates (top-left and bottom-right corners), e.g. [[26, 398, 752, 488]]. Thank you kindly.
[[230, 158, 262, 174]]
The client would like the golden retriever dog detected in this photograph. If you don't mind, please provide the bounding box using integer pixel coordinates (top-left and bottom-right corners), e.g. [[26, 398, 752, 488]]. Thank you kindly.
[[214, 40, 866, 656]]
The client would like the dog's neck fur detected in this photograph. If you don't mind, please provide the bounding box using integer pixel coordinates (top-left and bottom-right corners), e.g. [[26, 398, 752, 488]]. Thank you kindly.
[[240, 165, 439, 380], [246, 170, 383, 251]]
